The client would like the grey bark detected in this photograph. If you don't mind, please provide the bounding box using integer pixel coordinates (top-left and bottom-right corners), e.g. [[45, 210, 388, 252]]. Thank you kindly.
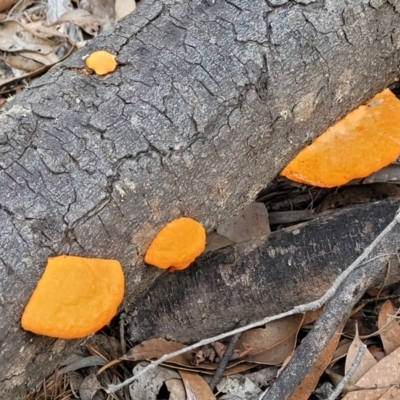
[[128, 199, 400, 344], [1, 0, 400, 398]]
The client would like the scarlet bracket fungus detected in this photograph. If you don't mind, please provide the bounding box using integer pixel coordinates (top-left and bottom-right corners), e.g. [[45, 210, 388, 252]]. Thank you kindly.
[[21, 255, 124, 339], [85, 50, 117, 75], [280, 89, 400, 187], [144, 217, 206, 272]]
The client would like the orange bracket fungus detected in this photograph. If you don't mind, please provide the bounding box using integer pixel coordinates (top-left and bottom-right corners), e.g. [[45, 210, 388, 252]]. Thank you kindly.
[[85, 50, 117, 75], [144, 217, 206, 272], [280, 89, 400, 187], [21, 255, 124, 339]]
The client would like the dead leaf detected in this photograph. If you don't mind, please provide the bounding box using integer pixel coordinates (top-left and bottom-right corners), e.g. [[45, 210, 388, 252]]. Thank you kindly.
[[179, 370, 216, 400], [0, 20, 56, 53], [217, 202, 270, 243], [124, 337, 186, 363], [58, 355, 106, 374], [129, 361, 181, 400], [287, 320, 346, 400], [165, 378, 186, 400], [0, 59, 13, 82], [115, 0, 136, 21], [302, 307, 324, 326], [362, 164, 400, 183], [54, 9, 102, 36], [235, 314, 303, 366], [345, 324, 377, 384], [79, 373, 100, 400], [86, 334, 122, 360], [125, 314, 303, 376], [215, 375, 262, 399], [342, 345, 400, 399], [330, 338, 352, 365], [0, 0, 18, 13], [205, 231, 234, 252], [25, 22, 68, 42], [378, 300, 400, 355], [0, 53, 43, 72]]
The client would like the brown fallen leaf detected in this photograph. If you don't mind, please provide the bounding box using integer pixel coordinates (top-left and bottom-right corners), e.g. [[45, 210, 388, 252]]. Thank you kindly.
[[115, 0, 136, 21], [124, 314, 303, 376], [287, 319, 346, 400], [378, 300, 400, 355], [342, 345, 400, 399], [165, 378, 186, 400], [345, 324, 377, 384], [179, 370, 216, 400], [330, 338, 352, 366], [216, 202, 270, 243], [0, 0, 18, 13], [235, 314, 304, 366], [0, 20, 56, 53], [302, 307, 324, 326], [54, 9, 103, 36]]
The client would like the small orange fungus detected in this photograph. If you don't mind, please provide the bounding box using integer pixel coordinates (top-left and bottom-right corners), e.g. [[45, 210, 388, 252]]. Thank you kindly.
[[280, 89, 400, 187], [144, 217, 206, 272], [85, 50, 117, 75], [21, 255, 124, 339]]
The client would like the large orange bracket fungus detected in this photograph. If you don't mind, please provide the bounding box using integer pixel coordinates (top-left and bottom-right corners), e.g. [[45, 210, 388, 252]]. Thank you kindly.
[[21, 255, 124, 339], [144, 217, 206, 272], [280, 89, 400, 187]]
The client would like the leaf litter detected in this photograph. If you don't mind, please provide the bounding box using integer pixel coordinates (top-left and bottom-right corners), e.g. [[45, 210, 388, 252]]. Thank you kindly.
[[0, 0, 137, 99]]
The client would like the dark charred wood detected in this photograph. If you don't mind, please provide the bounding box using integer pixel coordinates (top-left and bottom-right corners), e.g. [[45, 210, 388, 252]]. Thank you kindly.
[[128, 198, 400, 344]]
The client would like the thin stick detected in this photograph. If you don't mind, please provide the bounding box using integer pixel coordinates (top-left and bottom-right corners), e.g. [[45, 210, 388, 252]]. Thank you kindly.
[[105, 208, 400, 395], [326, 344, 366, 400], [209, 333, 241, 391]]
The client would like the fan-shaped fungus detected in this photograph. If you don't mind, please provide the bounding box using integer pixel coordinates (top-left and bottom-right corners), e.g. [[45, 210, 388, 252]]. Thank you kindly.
[[85, 50, 117, 75], [145, 217, 206, 272], [21, 255, 124, 339], [280, 89, 400, 187]]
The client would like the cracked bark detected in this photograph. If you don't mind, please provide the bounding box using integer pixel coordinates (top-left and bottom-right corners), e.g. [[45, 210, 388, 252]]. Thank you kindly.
[[1, 0, 400, 397]]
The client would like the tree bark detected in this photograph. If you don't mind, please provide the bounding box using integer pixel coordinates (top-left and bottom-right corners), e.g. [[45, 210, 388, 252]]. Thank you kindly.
[[1, 0, 400, 397]]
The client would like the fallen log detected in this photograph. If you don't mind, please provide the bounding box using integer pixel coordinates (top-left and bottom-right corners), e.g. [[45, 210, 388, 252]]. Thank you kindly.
[[128, 198, 400, 343], [1, 0, 400, 397]]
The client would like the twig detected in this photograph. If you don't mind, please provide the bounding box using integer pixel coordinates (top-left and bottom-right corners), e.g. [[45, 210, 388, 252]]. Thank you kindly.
[[209, 333, 241, 391], [119, 313, 127, 355], [105, 208, 400, 395], [326, 344, 366, 400]]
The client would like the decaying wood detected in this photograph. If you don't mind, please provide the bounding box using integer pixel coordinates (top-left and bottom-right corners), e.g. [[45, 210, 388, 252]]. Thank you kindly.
[[2, 0, 400, 397], [263, 211, 400, 400], [128, 198, 400, 344]]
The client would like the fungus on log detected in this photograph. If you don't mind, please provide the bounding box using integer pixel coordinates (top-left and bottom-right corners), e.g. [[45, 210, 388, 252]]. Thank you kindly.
[[144, 217, 206, 271], [1, 0, 400, 398], [21, 256, 124, 339]]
